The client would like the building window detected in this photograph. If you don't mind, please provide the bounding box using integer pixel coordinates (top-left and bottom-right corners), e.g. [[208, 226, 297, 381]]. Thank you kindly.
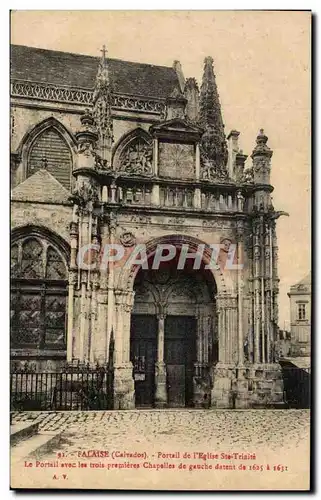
[[11, 235, 68, 351], [28, 128, 72, 190], [297, 303, 306, 321]]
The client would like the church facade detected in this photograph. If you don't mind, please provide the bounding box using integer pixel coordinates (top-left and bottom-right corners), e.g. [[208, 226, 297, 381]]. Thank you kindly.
[[11, 44, 286, 409]]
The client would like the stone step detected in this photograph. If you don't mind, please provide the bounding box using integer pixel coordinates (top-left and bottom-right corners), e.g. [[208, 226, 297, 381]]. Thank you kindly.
[[10, 421, 39, 446], [11, 431, 62, 464]]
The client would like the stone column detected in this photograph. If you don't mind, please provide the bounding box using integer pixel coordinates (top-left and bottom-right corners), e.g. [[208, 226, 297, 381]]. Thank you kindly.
[[195, 142, 200, 180], [210, 294, 237, 409], [253, 220, 261, 363], [153, 138, 159, 175], [89, 279, 99, 363], [67, 215, 78, 362], [236, 221, 244, 366], [152, 184, 160, 205], [113, 290, 135, 410], [94, 215, 109, 363], [67, 270, 77, 361], [78, 273, 88, 361], [155, 312, 167, 408], [235, 222, 250, 408], [106, 213, 117, 354]]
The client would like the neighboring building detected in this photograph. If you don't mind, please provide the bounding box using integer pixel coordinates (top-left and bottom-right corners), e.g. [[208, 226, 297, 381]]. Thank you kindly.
[[275, 329, 291, 358], [288, 273, 311, 357], [11, 44, 287, 409]]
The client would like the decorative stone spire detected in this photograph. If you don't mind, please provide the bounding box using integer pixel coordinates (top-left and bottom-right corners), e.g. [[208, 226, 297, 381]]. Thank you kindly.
[[92, 45, 114, 166], [251, 129, 273, 185], [184, 78, 199, 122], [199, 57, 228, 181]]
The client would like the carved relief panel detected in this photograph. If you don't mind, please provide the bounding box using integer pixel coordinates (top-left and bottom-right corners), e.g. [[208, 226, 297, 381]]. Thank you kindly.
[[158, 142, 195, 180], [118, 137, 153, 175]]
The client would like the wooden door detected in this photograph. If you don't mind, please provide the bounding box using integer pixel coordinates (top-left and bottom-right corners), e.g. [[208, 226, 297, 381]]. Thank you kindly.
[[165, 316, 196, 408], [130, 315, 157, 407]]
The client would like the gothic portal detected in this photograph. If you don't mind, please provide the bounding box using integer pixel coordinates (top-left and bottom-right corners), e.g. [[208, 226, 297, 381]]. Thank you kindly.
[[11, 44, 286, 408]]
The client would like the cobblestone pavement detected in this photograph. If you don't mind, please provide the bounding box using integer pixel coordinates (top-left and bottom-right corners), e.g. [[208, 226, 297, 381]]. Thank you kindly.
[[12, 409, 309, 455]]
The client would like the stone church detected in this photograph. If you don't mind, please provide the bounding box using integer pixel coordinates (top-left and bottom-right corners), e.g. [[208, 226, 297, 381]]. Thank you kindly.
[[10, 44, 286, 409]]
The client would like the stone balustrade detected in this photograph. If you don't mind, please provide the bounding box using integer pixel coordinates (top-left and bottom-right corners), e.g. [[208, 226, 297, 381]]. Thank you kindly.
[[100, 180, 245, 213]]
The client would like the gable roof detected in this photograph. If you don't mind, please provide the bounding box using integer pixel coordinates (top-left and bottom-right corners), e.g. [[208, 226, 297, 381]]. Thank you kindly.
[[150, 117, 204, 142], [11, 169, 71, 204], [10, 44, 181, 99], [288, 272, 311, 295]]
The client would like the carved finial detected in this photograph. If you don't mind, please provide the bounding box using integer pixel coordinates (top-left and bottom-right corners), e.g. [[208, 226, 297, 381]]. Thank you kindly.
[[92, 44, 113, 165], [204, 56, 214, 65], [80, 108, 95, 128], [100, 44, 107, 61], [252, 128, 271, 156]]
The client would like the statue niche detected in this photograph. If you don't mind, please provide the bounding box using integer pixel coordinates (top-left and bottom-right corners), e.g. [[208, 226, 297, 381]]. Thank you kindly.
[[118, 137, 153, 176]]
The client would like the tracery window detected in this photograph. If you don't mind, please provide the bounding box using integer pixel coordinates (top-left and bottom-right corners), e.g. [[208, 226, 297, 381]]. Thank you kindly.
[[28, 128, 72, 190], [11, 235, 68, 351]]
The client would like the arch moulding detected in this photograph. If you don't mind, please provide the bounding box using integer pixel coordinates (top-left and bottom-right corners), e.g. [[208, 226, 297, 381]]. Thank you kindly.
[[116, 233, 236, 296]]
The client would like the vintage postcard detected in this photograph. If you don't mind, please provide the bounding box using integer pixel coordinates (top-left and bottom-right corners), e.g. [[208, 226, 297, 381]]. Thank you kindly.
[[10, 10, 311, 490]]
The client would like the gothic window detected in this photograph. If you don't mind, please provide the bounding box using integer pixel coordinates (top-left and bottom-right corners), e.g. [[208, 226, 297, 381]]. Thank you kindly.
[[28, 128, 72, 190], [11, 235, 68, 351]]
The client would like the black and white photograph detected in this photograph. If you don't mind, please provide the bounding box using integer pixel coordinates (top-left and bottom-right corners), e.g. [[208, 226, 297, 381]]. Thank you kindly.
[[9, 10, 311, 490]]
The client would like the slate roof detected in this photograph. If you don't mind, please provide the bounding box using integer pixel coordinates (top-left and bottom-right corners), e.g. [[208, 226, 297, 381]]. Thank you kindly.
[[11, 169, 71, 204], [11, 44, 180, 99]]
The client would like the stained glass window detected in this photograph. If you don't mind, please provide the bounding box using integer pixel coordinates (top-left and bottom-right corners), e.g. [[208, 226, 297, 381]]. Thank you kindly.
[[11, 234, 68, 351]]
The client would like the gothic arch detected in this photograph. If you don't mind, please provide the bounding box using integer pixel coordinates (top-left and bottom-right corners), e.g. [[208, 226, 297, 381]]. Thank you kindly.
[[11, 225, 70, 351], [11, 224, 70, 265], [112, 127, 153, 173], [117, 233, 235, 295], [16, 117, 77, 185]]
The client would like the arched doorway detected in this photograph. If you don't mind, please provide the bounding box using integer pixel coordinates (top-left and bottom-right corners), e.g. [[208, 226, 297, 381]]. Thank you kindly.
[[130, 252, 217, 408]]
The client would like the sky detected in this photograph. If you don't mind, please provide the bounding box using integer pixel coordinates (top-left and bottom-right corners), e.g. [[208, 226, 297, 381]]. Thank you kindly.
[[11, 10, 311, 328]]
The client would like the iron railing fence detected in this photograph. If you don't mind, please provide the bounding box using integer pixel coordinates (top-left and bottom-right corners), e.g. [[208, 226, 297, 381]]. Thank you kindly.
[[280, 364, 311, 409], [10, 361, 114, 411], [10, 361, 311, 411]]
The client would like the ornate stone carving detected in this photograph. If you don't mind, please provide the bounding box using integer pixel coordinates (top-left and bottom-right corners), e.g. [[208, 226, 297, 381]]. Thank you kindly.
[[202, 219, 236, 229], [75, 110, 98, 171], [242, 166, 254, 183], [112, 95, 165, 115], [72, 176, 99, 204], [11, 80, 166, 114], [119, 231, 136, 247], [236, 220, 245, 240], [167, 217, 185, 225], [118, 138, 153, 175], [236, 191, 245, 212], [254, 246, 261, 260], [130, 215, 151, 224]]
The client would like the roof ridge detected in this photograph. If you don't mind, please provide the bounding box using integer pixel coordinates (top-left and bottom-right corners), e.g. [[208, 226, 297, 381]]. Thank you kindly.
[[10, 44, 175, 71]]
